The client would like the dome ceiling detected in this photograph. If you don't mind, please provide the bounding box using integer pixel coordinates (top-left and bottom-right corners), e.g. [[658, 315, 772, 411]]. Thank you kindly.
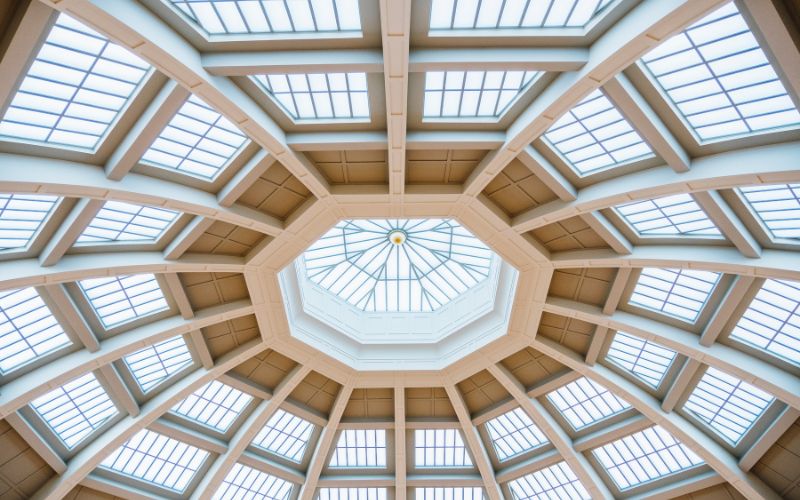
[[0, 0, 797, 500]]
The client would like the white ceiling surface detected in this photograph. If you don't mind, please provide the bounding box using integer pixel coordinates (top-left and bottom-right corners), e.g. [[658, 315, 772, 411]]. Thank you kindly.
[[0, 0, 797, 499]]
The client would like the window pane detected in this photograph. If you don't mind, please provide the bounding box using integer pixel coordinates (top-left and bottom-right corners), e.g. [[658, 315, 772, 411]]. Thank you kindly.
[[414, 429, 472, 468], [252, 409, 315, 462], [429, 0, 615, 29], [171, 380, 253, 432], [213, 463, 294, 500], [739, 184, 800, 241], [547, 377, 630, 430], [254, 73, 370, 120], [79, 274, 169, 328], [329, 429, 387, 468], [0, 194, 58, 252], [507, 461, 591, 500], [629, 268, 721, 322], [77, 201, 180, 244], [423, 71, 540, 119], [485, 407, 548, 461], [123, 336, 193, 392], [615, 194, 720, 237], [606, 332, 677, 388]]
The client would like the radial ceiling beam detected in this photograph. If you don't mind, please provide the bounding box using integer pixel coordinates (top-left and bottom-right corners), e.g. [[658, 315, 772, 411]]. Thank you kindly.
[[463, 0, 727, 197], [693, 190, 762, 258], [202, 49, 384, 76], [40, 284, 99, 352], [517, 146, 577, 202], [217, 150, 277, 207], [408, 47, 588, 72], [38, 199, 104, 267]]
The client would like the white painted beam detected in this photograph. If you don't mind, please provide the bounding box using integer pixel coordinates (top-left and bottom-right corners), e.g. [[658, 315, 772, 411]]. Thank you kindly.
[[394, 386, 407, 500], [217, 150, 276, 207], [97, 364, 140, 417], [517, 146, 576, 201], [693, 190, 761, 258], [661, 359, 701, 413], [40, 284, 100, 352], [202, 50, 384, 75], [408, 47, 588, 72], [5, 412, 67, 475], [163, 272, 194, 319], [699, 275, 757, 347], [39, 198, 104, 267], [189, 330, 214, 370], [163, 216, 214, 260], [579, 212, 632, 254], [739, 406, 800, 471]]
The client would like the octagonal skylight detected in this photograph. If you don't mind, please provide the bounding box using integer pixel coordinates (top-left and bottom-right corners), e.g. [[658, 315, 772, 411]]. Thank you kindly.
[[303, 219, 494, 312]]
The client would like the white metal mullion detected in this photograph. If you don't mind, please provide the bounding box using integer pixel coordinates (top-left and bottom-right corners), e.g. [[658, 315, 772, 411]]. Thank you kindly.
[[693, 190, 762, 258]]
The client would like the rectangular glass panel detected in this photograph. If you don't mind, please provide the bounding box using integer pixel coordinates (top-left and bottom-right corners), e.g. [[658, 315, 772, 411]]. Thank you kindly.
[[79, 274, 169, 328], [77, 201, 180, 244], [739, 184, 800, 241], [317, 489, 387, 500], [485, 407, 548, 461], [415, 488, 483, 500], [606, 332, 677, 388], [546, 377, 630, 430], [615, 194, 720, 237], [414, 428, 472, 468], [0, 194, 58, 252], [171, 380, 253, 432], [429, 0, 615, 29], [629, 268, 721, 322], [507, 461, 591, 500], [252, 408, 315, 462], [254, 73, 370, 120], [213, 463, 294, 500], [424, 71, 540, 119], [124, 336, 193, 392], [329, 429, 387, 468]]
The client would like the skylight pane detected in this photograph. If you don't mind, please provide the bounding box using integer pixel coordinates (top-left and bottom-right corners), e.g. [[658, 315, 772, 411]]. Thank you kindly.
[[485, 407, 548, 461], [101, 429, 209, 493], [0, 194, 58, 251], [641, 3, 800, 142], [507, 461, 591, 500], [730, 279, 800, 365], [171, 380, 252, 432], [423, 71, 541, 119], [213, 463, 294, 500], [254, 73, 370, 121], [414, 429, 472, 468], [683, 367, 774, 444], [629, 268, 721, 322], [303, 219, 494, 312], [329, 429, 387, 468], [544, 90, 654, 175], [77, 201, 180, 244], [252, 409, 315, 462], [546, 377, 630, 430], [79, 274, 169, 328], [31, 372, 117, 448], [0, 287, 71, 374], [0, 14, 150, 151], [606, 332, 677, 388], [170, 0, 361, 35], [141, 95, 249, 180], [416, 488, 483, 500], [318, 488, 387, 500], [592, 426, 704, 490], [615, 194, 721, 237], [124, 336, 193, 392], [429, 0, 615, 29], [739, 184, 800, 241]]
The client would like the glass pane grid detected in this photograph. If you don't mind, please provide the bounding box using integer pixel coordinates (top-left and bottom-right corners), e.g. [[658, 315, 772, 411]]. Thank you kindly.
[[213, 463, 294, 500], [0, 14, 150, 150], [731, 279, 800, 365], [606, 332, 677, 388], [79, 274, 169, 329], [415, 488, 484, 500], [170, 0, 361, 35], [0, 287, 71, 374], [546, 377, 630, 430], [414, 429, 472, 468], [0, 194, 59, 252], [303, 219, 494, 312], [171, 380, 253, 432], [317, 488, 387, 500], [329, 429, 387, 468], [77, 201, 180, 245], [423, 71, 541, 119], [684, 367, 774, 444], [254, 73, 369, 120], [124, 336, 193, 392], [739, 184, 800, 241], [507, 461, 591, 500], [592, 425, 704, 491], [544, 89, 653, 175], [641, 3, 800, 142], [629, 268, 721, 323], [429, 0, 615, 30], [485, 407, 548, 461], [615, 194, 721, 237], [141, 95, 249, 180], [31, 372, 118, 449], [252, 409, 315, 462], [101, 429, 209, 493]]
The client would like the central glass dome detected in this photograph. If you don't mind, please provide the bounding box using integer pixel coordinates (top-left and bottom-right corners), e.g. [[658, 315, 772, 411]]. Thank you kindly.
[[302, 219, 494, 312]]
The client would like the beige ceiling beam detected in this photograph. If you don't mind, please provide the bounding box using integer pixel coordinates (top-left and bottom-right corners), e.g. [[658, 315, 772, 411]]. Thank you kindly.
[[217, 150, 277, 207], [395, 386, 407, 500], [517, 146, 577, 202], [693, 190, 762, 258], [163, 216, 214, 260], [408, 47, 589, 72], [38, 198, 104, 267], [5, 412, 66, 475], [97, 364, 140, 418], [162, 273, 194, 319], [661, 359, 702, 413], [739, 406, 800, 471], [39, 284, 99, 352], [0, 300, 253, 417], [463, 0, 727, 197], [238, 450, 307, 484], [543, 297, 800, 410], [699, 275, 758, 347], [31, 339, 265, 500], [579, 212, 632, 254], [80, 475, 157, 500], [586, 267, 633, 364], [202, 49, 384, 76]]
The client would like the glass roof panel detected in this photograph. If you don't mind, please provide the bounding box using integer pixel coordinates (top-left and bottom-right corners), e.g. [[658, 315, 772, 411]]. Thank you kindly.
[[141, 95, 249, 180], [303, 219, 494, 312], [414, 429, 473, 468], [543, 90, 654, 175], [213, 463, 294, 500], [592, 425, 704, 490], [683, 367, 774, 444], [0, 194, 59, 252], [484, 407, 548, 461], [629, 268, 721, 323], [0, 14, 150, 151], [606, 332, 677, 388], [730, 279, 800, 365], [423, 71, 541, 120], [329, 429, 387, 468], [31, 372, 118, 449], [429, 0, 615, 30], [254, 73, 370, 121], [615, 194, 721, 237], [170, 0, 362, 35], [318, 488, 387, 500], [546, 376, 630, 430], [0, 287, 71, 374], [507, 461, 591, 500], [101, 428, 209, 492], [171, 380, 253, 432], [252, 408, 315, 462], [640, 3, 800, 142], [123, 336, 193, 392], [416, 488, 483, 500], [77, 201, 179, 245], [79, 274, 169, 329], [739, 184, 800, 241]]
